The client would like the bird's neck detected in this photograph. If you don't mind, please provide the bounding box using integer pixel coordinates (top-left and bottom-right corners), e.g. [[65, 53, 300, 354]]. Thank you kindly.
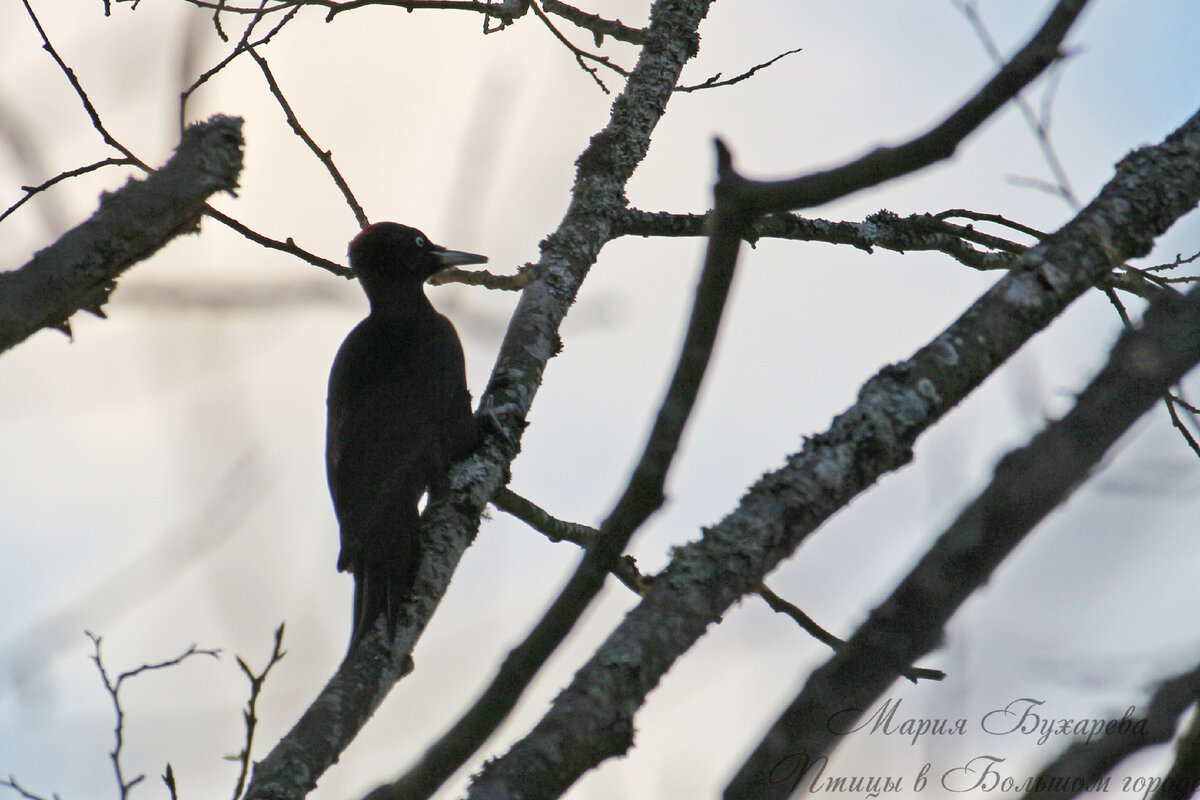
[[366, 285, 437, 320]]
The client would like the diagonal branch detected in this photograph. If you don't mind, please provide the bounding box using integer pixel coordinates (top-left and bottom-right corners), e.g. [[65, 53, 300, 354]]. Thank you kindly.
[[676, 46, 803, 93], [0, 157, 135, 225], [466, 99, 1200, 800], [179, 1, 298, 133], [730, 0, 1089, 216], [1015, 661, 1200, 800], [241, 1, 712, 797], [18, 0, 148, 170], [0, 116, 245, 353], [541, 0, 645, 44], [371, 131, 746, 800], [248, 47, 369, 229], [730, 268, 1200, 800], [528, 0, 630, 93]]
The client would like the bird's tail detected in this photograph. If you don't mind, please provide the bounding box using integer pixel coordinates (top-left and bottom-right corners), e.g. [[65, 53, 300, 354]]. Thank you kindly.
[[347, 534, 420, 652]]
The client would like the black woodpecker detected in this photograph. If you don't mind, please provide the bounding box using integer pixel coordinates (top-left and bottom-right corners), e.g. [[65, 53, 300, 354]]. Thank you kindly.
[[327, 222, 485, 648]]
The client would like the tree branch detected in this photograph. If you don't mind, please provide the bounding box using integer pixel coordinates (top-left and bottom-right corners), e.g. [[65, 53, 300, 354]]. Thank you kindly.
[[1014, 662, 1200, 800], [728, 0, 1088, 215], [676, 46, 803, 93], [463, 99, 1200, 800], [248, 47, 369, 229], [541, 0, 645, 45], [0, 157, 135, 225], [730, 275, 1200, 798], [0, 115, 244, 353], [241, 1, 711, 797]]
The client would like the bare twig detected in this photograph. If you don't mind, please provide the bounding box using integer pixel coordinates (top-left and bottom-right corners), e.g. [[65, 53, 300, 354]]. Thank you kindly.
[[87, 632, 220, 800], [490, 487, 597, 548], [229, 624, 287, 800], [180, 1, 299, 132], [247, 48, 369, 228], [489, 487, 647, 594], [615, 207, 1027, 271], [676, 46, 803, 93], [0, 157, 134, 224], [17, 0, 147, 170], [528, 0, 629, 93], [1165, 395, 1200, 460], [162, 765, 178, 800], [180, 0, 532, 24], [754, 584, 946, 683], [933, 207, 1048, 239], [950, 0, 1080, 207], [203, 207, 352, 277], [0, 776, 57, 800]]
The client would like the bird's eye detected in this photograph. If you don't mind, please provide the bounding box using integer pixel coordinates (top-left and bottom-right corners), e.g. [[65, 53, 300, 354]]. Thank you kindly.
[[414, 235, 428, 248]]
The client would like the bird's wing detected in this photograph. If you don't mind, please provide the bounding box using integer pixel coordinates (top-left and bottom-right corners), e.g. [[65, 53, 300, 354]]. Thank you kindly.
[[325, 314, 473, 568]]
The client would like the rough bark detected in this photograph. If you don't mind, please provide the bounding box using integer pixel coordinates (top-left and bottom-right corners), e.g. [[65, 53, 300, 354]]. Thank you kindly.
[[0, 115, 244, 353]]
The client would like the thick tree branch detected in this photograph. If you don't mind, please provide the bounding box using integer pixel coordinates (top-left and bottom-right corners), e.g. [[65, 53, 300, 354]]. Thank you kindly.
[[728, 0, 1088, 216], [730, 275, 1200, 798], [241, 2, 711, 798], [1016, 662, 1200, 800], [0, 115, 244, 353], [541, 0, 645, 45], [459, 125, 744, 800], [465, 102, 1200, 800]]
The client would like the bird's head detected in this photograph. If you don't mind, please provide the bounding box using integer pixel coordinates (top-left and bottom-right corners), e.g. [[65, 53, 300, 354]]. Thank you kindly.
[[348, 222, 487, 300]]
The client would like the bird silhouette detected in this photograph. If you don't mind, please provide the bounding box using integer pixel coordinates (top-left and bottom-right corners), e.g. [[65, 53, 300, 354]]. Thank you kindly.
[[327, 222, 485, 648]]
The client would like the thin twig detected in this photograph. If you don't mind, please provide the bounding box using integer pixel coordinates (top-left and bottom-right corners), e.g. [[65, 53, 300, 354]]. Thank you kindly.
[[247, 48, 369, 228], [754, 584, 945, 683], [950, 0, 1080, 207], [229, 624, 287, 800], [17, 0, 148, 170], [204, 207, 353, 277], [489, 487, 647, 594], [86, 632, 220, 800], [528, 0, 629, 93], [0, 776, 57, 800], [180, 1, 299, 133], [162, 765, 178, 800], [212, 0, 232, 39], [0, 157, 134, 224], [932, 207, 1048, 238], [1165, 395, 1200, 461], [615, 207, 1028, 272], [676, 47, 803, 92], [180, 0, 531, 24]]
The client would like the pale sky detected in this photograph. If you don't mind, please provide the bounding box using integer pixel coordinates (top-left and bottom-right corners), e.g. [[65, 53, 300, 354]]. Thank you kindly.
[[2, 2, 1200, 799]]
